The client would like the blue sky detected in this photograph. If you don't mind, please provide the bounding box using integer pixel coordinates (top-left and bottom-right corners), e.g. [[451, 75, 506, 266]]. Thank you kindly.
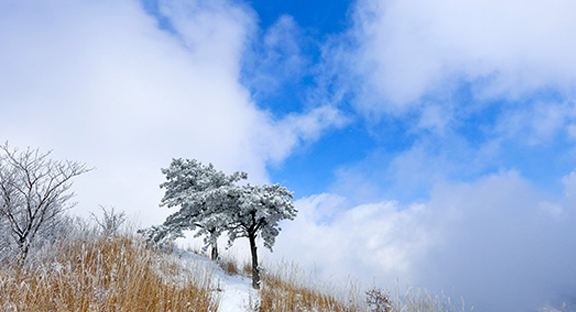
[[1, 0, 576, 311]]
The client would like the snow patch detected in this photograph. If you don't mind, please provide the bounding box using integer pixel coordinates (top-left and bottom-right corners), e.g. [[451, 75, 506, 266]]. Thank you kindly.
[[179, 250, 257, 312]]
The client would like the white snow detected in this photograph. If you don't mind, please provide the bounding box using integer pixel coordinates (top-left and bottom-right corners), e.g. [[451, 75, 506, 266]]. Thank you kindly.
[[179, 250, 257, 312], [214, 273, 257, 312]]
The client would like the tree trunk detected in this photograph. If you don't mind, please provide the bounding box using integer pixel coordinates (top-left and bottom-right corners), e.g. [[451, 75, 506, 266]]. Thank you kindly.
[[211, 242, 219, 261], [208, 228, 219, 261], [248, 233, 260, 289], [17, 240, 30, 267]]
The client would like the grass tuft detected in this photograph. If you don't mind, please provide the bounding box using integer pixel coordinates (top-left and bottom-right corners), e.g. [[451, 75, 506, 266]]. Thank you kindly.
[[219, 257, 240, 276]]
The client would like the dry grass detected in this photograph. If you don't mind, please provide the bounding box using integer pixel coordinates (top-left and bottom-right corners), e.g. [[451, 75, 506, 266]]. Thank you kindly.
[[251, 258, 472, 312], [219, 257, 240, 276], [386, 286, 467, 312], [257, 271, 468, 312], [0, 229, 491, 312], [365, 288, 393, 312], [257, 265, 362, 312], [242, 262, 253, 277], [0, 235, 218, 312]]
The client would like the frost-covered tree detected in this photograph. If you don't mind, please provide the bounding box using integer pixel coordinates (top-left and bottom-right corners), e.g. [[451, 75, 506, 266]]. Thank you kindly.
[[155, 158, 247, 260], [90, 206, 127, 237], [218, 183, 297, 289], [0, 143, 89, 264], [151, 159, 297, 289]]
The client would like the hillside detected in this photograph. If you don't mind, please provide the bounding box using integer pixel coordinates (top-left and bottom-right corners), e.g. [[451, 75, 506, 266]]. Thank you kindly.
[[0, 231, 363, 312], [0, 229, 481, 312]]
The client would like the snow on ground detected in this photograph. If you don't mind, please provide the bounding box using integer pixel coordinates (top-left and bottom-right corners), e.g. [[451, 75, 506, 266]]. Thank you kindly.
[[214, 272, 257, 312], [179, 250, 257, 312]]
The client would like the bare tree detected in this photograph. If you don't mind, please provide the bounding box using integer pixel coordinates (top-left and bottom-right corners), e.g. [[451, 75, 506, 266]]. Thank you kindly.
[[0, 143, 90, 264], [90, 205, 127, 237]]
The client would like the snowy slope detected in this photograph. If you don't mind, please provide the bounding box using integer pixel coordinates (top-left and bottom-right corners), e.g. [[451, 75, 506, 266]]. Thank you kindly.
[[179, 250, 257, 312], [215, 273, 257, 312]]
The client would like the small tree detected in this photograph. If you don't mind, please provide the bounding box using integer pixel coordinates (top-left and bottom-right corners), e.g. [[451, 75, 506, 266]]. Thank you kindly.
[[0, 143, 89, 264], [156, 158, 247, 260], [90, 206, 127, 237], [219, 183, 297, 289]]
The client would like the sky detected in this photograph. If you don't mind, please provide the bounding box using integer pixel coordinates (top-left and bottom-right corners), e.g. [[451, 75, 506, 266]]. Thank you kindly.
[[1, 0, 576, 310]]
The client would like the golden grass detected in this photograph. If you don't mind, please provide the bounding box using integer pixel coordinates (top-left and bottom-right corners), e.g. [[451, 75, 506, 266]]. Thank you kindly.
[[257, 266, 362, 312], [250, 258, 474, 312], [219, 257, 240, 276], [242, 262, 253, 277], [0, 235, 218, 312], [257, 271, 469, 312]]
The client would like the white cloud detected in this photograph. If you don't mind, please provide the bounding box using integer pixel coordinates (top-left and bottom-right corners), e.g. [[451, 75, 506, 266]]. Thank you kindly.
[[269, 194, 439, 282], [158, 0, 254, 78], [350, 0, 576, 115], [492, 101, 576, 145], [270, 171, 576, 311], [330, 131, 496, 205], [561, 170, 576, 201], [256, 106, 350, 165], [243, 15, 309, 96], [0, 0, 343, 225]]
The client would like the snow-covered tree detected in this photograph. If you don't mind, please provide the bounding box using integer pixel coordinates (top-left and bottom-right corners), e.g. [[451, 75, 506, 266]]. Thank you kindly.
[[218, 183, 297, 289], [155, 158, 247, 260], [0, 143, 89, 264], [151, 159, 297, 289]]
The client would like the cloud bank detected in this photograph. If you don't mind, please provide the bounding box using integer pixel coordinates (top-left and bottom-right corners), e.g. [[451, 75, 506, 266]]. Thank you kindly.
[[271, 171, 576, 311]]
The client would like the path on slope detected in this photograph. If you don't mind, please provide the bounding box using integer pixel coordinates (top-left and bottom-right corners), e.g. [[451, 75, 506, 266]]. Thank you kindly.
[[216, 273, 257, 312], [180, 250, 256, 312]]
